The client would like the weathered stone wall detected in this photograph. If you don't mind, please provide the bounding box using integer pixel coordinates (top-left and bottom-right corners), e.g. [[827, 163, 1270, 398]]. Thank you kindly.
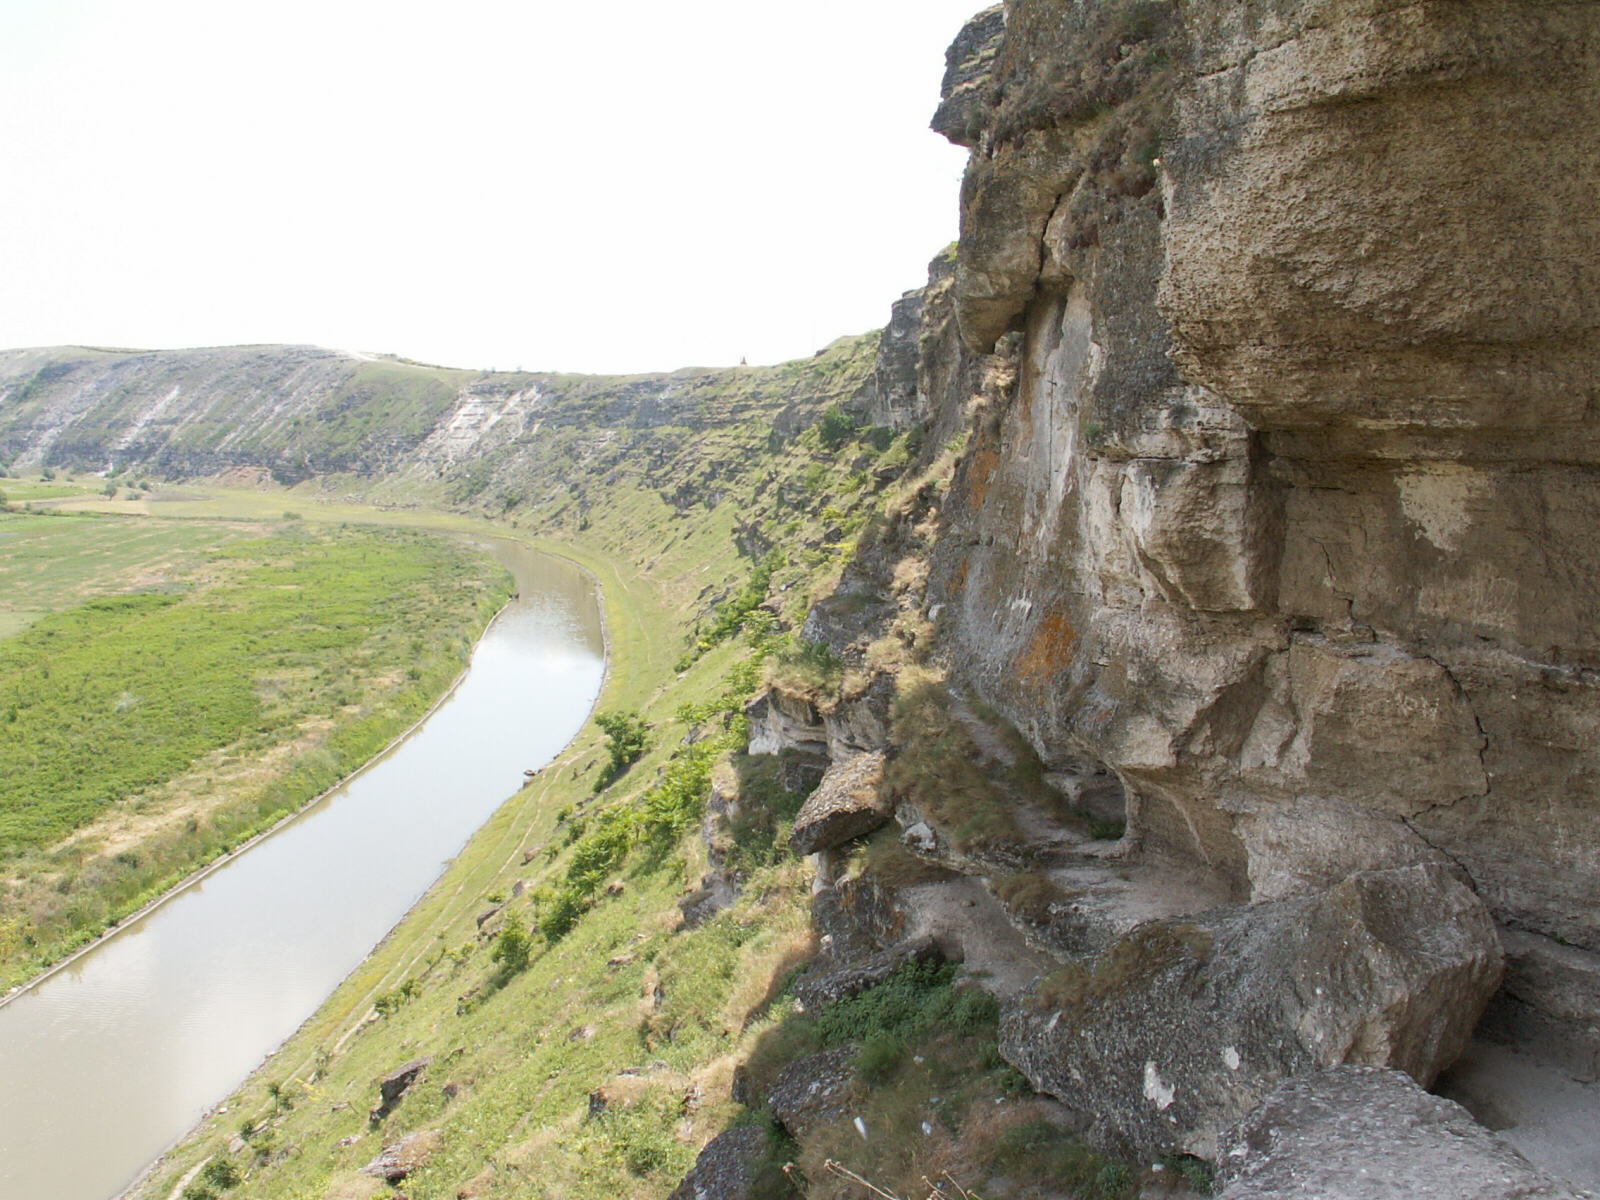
[[926, 0, 1600, 1064]]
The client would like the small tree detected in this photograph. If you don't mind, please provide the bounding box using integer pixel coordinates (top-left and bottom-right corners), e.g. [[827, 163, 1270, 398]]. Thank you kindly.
[[491, 922, 531, 976], [816, 404, 857, 451], [594, 710, 648, 787]]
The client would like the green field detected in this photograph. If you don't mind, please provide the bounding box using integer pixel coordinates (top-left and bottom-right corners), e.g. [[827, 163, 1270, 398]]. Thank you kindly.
[[0, 474, 107, 503], [0, 514, 511, 986]]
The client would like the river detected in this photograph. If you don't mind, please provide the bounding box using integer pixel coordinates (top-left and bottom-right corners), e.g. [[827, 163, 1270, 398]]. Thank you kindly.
[[0, 538, 606, 1200]]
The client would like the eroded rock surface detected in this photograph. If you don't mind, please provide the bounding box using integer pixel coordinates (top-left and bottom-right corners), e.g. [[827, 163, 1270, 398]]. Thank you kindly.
[[668, 1126, 770, 1200], [369, 1057, 429, 1123], [768, 1047, 859, 1139], [1002, 864, 1501, 1159], [789, 751, 891, 856], [921, 0, 1599, 1075], [1216, 1068, 1585, 1200]]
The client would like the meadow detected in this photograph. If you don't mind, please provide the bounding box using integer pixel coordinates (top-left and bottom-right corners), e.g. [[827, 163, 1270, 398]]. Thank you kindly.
[[0, 511, 511, 988]]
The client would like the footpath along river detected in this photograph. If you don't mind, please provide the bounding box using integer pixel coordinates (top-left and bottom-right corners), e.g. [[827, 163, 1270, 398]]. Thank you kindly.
[[0, 538, 606, 1200]]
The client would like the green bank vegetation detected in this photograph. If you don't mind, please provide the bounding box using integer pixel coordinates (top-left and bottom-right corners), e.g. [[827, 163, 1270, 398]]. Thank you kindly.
[[107, 340, 1141, 1197], [0, 513, 510, 988]]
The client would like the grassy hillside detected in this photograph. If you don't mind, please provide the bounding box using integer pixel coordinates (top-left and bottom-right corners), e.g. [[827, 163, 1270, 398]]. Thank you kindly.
[[116, 335, 970, 1199], [4, 329, 1156, 1198]]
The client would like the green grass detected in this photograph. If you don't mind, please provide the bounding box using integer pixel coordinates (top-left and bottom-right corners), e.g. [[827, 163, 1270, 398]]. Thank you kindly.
[[113, 335, 977, 1199], [0, 474, 104, 502], [0, 520, 510, 986], [0, 509, 254, 632]]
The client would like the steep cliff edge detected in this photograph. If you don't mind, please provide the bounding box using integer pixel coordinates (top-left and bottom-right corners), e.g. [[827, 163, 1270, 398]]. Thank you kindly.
[[7, 4, 1598, 1194], [749, 0, 1599, 1188]]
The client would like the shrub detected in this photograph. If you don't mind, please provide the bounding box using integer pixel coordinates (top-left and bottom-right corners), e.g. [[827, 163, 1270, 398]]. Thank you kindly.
[[491, 922, 531, 976], [816, 405, 857, 451], [856, 1032, 906, 1084], [594, 710, 648, 787], [538, 888, 586, 942], [199, 1158, 240, 1189]]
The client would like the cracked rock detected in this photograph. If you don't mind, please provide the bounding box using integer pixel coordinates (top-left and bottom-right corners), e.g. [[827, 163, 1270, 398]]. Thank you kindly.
[[1216, 1067, 1585, 1199], [789, 752, 891, 856], [1002, 864, 1502, 1159]]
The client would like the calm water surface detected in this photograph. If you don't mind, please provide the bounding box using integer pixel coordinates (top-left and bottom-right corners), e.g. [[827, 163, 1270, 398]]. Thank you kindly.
[[0, 539, 605, 1200]]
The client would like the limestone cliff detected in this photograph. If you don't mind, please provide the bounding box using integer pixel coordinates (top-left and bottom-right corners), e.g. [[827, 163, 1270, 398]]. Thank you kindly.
[[932, 0, 1598, 1046], [754, 0, 1599, 1184]]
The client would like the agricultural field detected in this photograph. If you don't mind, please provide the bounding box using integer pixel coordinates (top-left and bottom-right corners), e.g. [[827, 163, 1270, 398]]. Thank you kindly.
[[0, 472, 108, 506], [0, 511, 512, 988]]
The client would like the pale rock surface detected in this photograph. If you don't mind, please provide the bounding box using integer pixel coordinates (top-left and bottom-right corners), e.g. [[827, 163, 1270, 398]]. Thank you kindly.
[[1001, 864, 1502, 1159], [923, 0, 1600, 1079], [1215, 1067, 1588, 1200], [789, 751, 891, 856]]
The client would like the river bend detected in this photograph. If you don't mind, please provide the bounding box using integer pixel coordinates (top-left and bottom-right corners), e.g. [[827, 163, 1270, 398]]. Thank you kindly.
[[0, 539, 605, 1200]]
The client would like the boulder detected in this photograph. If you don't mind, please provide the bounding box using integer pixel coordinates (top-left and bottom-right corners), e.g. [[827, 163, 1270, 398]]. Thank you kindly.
[[359, 1130, 439, 1183], [667, 1125, 772, 1200], [1002, 864, 1502, 1159], [789, 752, 891, 856], [768, 1047, 859, 1138], [793, 937, 941, 1012], [1216, 1067, 1583, 1200], [369, 1057, 430, 1123]]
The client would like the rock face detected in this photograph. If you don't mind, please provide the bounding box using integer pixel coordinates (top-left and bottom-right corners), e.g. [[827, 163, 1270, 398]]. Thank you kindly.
[[868, 289, 927, 431], [359, 1130, 439, 1183], [921, 0, 1600, 1071], [668, 1126, 770, 1200], [369, 1057, 429, 1123], [738, 0, 1600, 1174], [788, 751, 891, 856], [1216, 1068, 1584, 1200], [768, 1047, 859, 1138], [1001, 864, 1502, 1159]]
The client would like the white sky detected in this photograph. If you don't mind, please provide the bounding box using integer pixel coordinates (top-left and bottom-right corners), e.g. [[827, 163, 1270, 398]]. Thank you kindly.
[[0, 0, 981, 374]]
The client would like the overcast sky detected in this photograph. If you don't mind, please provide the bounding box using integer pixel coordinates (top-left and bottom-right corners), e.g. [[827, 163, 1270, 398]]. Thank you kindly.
[[0, 0, 982, 374]]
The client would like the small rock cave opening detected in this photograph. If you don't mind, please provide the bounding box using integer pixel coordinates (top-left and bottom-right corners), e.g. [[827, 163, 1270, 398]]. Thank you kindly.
[[1044, 756, 1128, 843]]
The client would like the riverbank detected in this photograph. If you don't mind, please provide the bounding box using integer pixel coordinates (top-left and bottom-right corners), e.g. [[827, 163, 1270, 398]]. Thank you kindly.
[[0, 514, 608, 1200], [117, 493, 761, 1199], [0, 516, 513, 994]]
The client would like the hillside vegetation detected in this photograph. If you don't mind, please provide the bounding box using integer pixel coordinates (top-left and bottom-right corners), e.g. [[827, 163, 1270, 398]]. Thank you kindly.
[[107, 330, 1047, 1200], [0, 514, 511, 989]]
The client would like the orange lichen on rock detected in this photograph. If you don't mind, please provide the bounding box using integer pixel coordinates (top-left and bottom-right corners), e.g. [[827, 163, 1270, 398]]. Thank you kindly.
[[965, 444, 1002, 509], [1015, 610, 1076, 689]]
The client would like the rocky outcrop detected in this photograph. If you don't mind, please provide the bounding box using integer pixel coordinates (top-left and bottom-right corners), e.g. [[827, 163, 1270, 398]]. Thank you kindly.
[[369, 1057, 429, 1123], [920, 0, 1599, 1084], [740, 0, 1600, 1179], [867, 289, 926, 430], [668, 1126, 771, 1200], [359, 1130, 439, 1183], [789, 751, 891, 856], [1215, 1068, 1585, 1200], [744, 690, 828, 761], [1002, 863, 1502, 1159], [929, 5, 1004, 148], [768, 1047, 859, 1138]]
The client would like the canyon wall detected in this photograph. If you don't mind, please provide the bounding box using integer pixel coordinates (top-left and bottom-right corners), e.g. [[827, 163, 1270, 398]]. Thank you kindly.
[[919, 0, 1600, 1117]]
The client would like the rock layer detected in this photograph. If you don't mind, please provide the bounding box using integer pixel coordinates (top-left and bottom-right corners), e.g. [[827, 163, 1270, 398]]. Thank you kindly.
[[1001, 864, 1502, 1159], [924, 0, 1599, 1060], [1215, 1067, 1584, 1200]]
